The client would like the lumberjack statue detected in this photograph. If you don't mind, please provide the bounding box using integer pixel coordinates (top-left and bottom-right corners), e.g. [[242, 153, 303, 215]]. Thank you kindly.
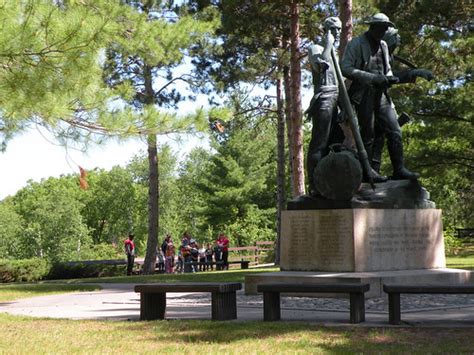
[[306, 17, 343, 196], [306, 16, 373, 199], [341, 13, 420, 182]]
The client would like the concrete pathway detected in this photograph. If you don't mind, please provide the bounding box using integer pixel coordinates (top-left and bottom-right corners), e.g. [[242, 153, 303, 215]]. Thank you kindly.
[[0, 283, 473, 327]]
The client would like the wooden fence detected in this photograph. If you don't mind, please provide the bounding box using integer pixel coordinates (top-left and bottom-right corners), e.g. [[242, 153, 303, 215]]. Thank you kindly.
[[228, 241, 275, 266]]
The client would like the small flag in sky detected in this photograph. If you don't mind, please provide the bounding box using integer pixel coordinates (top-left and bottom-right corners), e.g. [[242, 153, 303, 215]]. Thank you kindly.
[[79, 166, 89, 190]]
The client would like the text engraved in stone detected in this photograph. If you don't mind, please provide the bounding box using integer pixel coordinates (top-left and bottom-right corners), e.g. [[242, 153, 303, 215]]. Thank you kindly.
[[367, 226, 432, 254]]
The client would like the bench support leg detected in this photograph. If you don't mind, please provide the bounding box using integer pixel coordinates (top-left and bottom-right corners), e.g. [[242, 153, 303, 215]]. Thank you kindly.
[[349, 292, 366, 323], [388, 293, 401, 325], [140, 292, 166, 320], [263, 292, 280, 321], [212, 291, 237, 320], [241, 262, 249, 269]]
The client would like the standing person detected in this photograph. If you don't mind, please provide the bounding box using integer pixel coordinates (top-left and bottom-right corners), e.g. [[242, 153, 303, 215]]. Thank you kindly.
[[198, 245, 207, 272], [205, 243, 214, 271], [181, 232, 192, 273], [161, 234, 172, 256], [306, 16, 346, 194], [341, 13, 419, 181], [216, 232, 230, 270], [213, 242, 223, 270], [156, 248, 165, 273], [124, 233, 135, 276], [165, 241, 175, 274], [189, 239, 199, 273], [175, 248, 183, 273]]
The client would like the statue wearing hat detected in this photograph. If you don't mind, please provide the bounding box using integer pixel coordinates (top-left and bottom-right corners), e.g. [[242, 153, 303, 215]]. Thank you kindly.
[[305, 16, 344, 195], [341, 13, 420, 181], [370, 27, 434, 173]]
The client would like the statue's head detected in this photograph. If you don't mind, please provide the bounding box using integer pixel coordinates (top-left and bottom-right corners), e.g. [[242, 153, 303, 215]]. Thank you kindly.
[[323, 16, 342, 41], [383, 27, 400, 52], [365, 13, 395, 41]]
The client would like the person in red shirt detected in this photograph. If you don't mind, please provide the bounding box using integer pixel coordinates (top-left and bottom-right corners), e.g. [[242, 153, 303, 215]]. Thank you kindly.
[[124, 234, 135, 276], [216, 232, 230, 270]]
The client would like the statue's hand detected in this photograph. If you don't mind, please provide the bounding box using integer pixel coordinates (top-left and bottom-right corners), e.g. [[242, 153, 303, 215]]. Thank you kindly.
[[371, 74, 390, 88], [325, 30, 335, 47], [411, 69, 434, 81], [318, 59, 330, 70]]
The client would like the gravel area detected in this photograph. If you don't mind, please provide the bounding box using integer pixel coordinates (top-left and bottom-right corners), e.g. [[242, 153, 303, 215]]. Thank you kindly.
[[171, 290, 474, 314]]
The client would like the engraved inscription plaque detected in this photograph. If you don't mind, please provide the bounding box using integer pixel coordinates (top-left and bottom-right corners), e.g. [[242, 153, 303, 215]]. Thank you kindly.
[[353, 209, 445, 271], [281, 210, 354, 271], [281, 209, 445, 272]]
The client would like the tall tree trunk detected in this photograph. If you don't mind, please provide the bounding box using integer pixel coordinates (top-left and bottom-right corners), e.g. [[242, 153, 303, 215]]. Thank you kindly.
[[143, 62, 159, 275], [283, 66, 294, 196], [289, 0, 305, 197], [143, 134, 159, 274], [275, 75, 285, 265], [339, 0, 353, 56]]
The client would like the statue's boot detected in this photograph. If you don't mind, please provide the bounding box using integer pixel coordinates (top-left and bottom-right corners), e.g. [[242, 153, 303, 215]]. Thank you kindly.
[[362, 144, 388, 183], [363, 167, 388, 183], [388, 134, 420, 180]]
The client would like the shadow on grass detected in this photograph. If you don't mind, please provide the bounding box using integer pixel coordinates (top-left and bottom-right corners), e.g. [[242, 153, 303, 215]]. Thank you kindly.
[[120, 320, 474, 352]]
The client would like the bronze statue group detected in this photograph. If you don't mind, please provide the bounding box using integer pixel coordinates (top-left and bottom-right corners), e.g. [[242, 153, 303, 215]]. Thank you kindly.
[[307, 13, 433, 197]]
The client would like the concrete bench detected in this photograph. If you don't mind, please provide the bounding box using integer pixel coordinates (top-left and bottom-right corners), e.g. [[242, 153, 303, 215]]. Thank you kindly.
[[135, 282, 242, 321], [383, 284, 474, 324], [257, 283, 370, 323]]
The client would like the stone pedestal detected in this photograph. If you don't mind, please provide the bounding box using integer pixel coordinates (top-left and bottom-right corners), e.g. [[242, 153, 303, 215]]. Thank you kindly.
[[280, 209, 445, 272]]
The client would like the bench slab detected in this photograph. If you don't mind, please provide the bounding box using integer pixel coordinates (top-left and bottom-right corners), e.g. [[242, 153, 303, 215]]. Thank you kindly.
[[383, 284, 474, 294], [258, 283, 370, 293], [257, 283, 370, 323], [383, 283, 474, 325]]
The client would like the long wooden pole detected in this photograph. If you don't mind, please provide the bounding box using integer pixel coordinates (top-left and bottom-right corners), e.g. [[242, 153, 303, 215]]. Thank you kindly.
[[330, 48, 375, 189]]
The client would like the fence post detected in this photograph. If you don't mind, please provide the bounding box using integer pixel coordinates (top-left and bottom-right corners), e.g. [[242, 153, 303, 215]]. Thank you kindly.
[[254, 241, 258, 265]]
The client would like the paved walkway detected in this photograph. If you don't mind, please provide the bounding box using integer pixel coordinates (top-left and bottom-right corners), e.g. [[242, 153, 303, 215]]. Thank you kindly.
[[1, 283, 473, 327]]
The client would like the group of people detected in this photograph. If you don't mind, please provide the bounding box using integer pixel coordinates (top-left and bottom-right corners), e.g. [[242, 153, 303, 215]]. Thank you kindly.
[[124, 232, 230, 275], [306, 13, 433, 195], [157, 232, 230, 274]]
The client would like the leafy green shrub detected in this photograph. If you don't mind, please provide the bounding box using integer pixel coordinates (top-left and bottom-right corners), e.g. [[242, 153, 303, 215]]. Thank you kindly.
[[444, 229, 463, 256], [0, 258, 51, 283], [47, 262, 125, 280], [76, 243, 122, 261]]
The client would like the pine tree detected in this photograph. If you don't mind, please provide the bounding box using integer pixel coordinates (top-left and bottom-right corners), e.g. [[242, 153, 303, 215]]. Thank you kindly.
[[102, 0, 218, 274], [0, 1, 123, 149]]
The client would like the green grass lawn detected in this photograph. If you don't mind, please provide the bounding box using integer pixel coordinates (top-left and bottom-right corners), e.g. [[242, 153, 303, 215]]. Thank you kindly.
[[0, 314, 472, 353], [446, 254, 474, 270], [58, 267, 280, 284]]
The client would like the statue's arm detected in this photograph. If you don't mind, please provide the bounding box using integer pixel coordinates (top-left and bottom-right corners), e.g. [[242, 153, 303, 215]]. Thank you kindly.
[[392, 68, 434, 84], [309, 44, 329, 71]]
